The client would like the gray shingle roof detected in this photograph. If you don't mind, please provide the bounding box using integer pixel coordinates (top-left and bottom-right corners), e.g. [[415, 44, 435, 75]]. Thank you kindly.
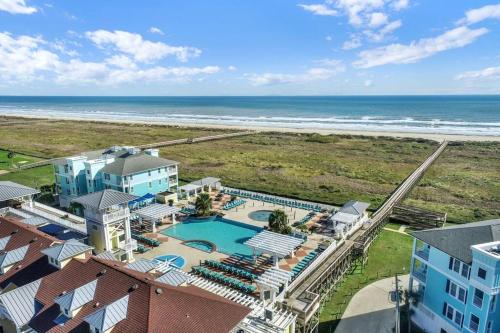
[[0, 181, 39, 202], [22, 216, 50, 227], [155, 268, 192, 286], [54, 279, 97, 312], [0, 278, 42, 327], [339, 200, 370, 216], [101, 152, 178, 176], [125, 259, 156, 273], [84, 294, 129, 331], [0, 244, 29, 268], [412, 219, 500, 264], [41, 240, 93, 261], [72, 190, 138, 210]]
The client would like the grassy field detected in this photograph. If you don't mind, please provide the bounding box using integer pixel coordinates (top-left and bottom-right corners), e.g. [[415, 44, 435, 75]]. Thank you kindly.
[[0, 150, 40, 170], [405, 141, 500, 222], [0, 165, 55, 188], [318, 230, 413, 332], [0, 118, 230, 158], [162, 132, 437, 209]]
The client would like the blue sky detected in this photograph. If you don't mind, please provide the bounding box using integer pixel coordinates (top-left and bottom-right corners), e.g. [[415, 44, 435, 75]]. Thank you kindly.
[[0, 0, 499, 95]]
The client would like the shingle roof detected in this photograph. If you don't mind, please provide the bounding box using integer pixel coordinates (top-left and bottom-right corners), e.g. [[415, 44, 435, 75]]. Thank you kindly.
[[125, 259, 157, 273], [54, 279, 97, 312], [41, 239, 93, 261], [100, 152, 178, 176], [72, 189, 138, 210], [412, 219, 500, 264], [0, 244, 29, 268], [339, 200, 370, 216], [0, 278, 42, 327], [84, 294, 129, 331], [0, 181, 39, 202]]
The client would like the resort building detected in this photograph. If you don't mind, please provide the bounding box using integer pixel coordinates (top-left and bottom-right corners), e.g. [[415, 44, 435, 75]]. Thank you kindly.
[[0, 181, 39, 209], [53, 146, 179, 207], [409, 219, 500, 333], [330, 200, 370, 239], [72, 189, 138, 262]]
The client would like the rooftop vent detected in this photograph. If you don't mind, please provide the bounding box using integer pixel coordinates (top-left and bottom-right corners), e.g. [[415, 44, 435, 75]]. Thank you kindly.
[[129, 284, 139, 292], [98, 269, 107, 276], [94, 302, 100, 308], [155, 288, 163, 295], [10, 229, 18, 235], [59, 291, 67, 296], [29, 237, 38, 244]]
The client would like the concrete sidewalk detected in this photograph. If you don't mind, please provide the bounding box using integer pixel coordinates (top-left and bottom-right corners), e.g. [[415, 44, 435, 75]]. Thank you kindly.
[[335, 274, 409, 333]]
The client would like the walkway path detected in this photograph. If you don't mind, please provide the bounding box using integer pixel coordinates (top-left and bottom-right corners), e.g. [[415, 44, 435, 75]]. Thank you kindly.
[[334, 275, 409, 333]]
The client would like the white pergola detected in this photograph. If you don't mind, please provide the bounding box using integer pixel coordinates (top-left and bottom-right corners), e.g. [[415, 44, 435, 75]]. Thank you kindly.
[[255, 267, 292, 304], [134, 204, 180, 232], [177, 184, 202, 200], [245, 230, 304, 267]]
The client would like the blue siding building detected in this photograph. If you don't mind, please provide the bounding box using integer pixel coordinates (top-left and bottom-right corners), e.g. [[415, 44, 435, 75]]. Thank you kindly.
[[53, 146, 179, 207], [409, 219, 500, 333]]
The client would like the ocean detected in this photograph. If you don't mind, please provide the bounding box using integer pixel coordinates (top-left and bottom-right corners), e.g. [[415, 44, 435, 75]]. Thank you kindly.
[[0, 95, 499, 136]]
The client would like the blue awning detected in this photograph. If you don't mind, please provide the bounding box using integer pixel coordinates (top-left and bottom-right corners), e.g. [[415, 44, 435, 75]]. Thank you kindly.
[[128, 193, 155, 205]]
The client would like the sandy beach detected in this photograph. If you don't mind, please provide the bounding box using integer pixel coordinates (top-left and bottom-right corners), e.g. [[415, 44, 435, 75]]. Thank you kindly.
[[4, 114, 500, 142]]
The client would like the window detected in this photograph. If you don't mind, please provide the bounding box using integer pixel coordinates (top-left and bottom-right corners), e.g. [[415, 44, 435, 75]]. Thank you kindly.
[[473, 288, 484, 308], [158, 179, 162, 184], [454, 311, 463, 326], [486, 321, 492, 333], [478, 267, 487, 279], [469, 314, 480, 333], [442, 303, 463, 328], [130, 175, 133, 180], [149, 182, 152, 188], [164, 167, 168, 172], [66, 178, 70, 184], [104, 173, 110, 180], [158, 168, 161, 174], [87, 169, 90, 175], [124, 187, 129, 193], [148, 170, 151, 176], [461, 264, 470, 278], [448, 257, 470, 279], [490, 295, 497, 312]]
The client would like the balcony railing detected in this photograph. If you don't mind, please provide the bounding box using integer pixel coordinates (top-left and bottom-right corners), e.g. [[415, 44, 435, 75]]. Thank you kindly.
[[412, 267, 427, 283], [415, 248, 430, 261]]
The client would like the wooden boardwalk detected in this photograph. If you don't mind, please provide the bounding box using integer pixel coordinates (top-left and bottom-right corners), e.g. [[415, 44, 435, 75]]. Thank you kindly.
[[284, 140, 448, 333]]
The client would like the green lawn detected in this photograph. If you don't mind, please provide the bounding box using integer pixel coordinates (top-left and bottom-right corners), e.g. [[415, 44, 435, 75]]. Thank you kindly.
[[0, 165, 54, 188], [318, 230, 413, 332], [0, 150, 40, 170]]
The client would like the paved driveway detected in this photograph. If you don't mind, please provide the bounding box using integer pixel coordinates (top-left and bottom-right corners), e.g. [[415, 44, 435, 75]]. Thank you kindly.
[[335, 274, 409, 333]]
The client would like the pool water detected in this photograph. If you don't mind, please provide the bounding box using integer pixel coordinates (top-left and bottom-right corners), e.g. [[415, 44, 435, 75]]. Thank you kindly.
[[183, 240, 214, 253], [248, 210, 273, 222], [162, 216, 262, 256], [155, 254, 186, 269]]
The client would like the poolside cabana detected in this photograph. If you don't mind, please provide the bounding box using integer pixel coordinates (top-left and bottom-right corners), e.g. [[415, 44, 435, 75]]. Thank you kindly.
[[177, 184, 202, 200], [245, 230, 304, 267], [255, 267, 292, 304], [191, 177, 221, 192], [133, 203, 180, 232]]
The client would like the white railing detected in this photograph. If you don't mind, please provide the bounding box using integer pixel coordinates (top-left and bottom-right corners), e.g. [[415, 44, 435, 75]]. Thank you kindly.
[[34, 202, 85, 223], [102, 209, 128, 223], [287, 240, 339, 291], [123, 239, 138, 252], [4, 207, 33, 219], [21, 204, 86, 233]]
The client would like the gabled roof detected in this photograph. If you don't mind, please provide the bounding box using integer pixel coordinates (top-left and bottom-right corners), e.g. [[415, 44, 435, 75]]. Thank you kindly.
[[41, 239, 93, 262], [155, 268, 192, 286], [22, 216, 50, 227], [55, 279, 97, 312], [95, 251, 118, 261], [339, 200, 370, 216], [100, 152, 178, 176], [125, 258, 156, 273], [83, 294, 129, 331], [0, 278, 42, 327], [0, 244, 29, 268], [0, 181, 39, 202], [412, 219, 500, 264], [0, 235, 11, 251], [72, 189, 138, 210], [332, 212, 359, 224]]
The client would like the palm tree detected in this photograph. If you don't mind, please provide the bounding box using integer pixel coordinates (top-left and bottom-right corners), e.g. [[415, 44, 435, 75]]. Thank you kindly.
[[268, 209, 291, 234], [195, 193, 212, 216], [7, 151, 15, 168]]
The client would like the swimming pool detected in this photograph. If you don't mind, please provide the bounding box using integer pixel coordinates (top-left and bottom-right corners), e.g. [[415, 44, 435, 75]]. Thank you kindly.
[[162, 216, 262, 256], [155, 254, 186, 269], [248, 210, 273, 222], [182, 240, 215, 253]]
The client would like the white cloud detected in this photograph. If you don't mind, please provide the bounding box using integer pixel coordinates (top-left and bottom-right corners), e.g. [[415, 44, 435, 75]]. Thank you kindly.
[[364, 19, 401, 41], [149, 27, 164, 35], [368, 12, 388, 28], [455, 66, 500, 80], [364, 79, 373, 87], [0, 0, 36, 14], [353, 26, 488, 68], [459, 4, 500, 25], [86, 30, 201, 63], [342, 35, 362, 50], [228, 65, 237, 71], [247, 59, 345, 86], [325, 35, 333, 41], [0, 32, 219, 86], [392, 0, 409, 10], [298, 4, 338, 16]]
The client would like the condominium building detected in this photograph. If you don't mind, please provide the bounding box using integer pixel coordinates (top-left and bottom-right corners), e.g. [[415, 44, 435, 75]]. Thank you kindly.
[[53, 146, 179, 207], [409, 219, 500, 333]]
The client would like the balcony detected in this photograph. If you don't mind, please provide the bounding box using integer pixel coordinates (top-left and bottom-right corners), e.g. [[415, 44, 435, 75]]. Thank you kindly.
[[412, 260, 428, 283], [415, 247, 430, 261], [85, 208, 128, 224]]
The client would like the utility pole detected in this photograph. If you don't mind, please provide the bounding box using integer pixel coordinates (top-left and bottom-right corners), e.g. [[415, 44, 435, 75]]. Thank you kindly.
[[395, 273, 401, 333]]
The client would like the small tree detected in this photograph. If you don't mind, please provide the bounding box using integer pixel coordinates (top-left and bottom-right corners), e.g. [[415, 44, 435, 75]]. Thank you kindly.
[[195, 193, 212, 217], [168, 199, 174, 207], [268, 209, 291, 234], [7, 151, 15, 167]]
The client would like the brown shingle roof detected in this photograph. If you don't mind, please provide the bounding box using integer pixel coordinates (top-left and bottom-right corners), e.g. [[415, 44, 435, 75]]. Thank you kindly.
[[29, 257, 251, 333], [0, 216, 59, 289]]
